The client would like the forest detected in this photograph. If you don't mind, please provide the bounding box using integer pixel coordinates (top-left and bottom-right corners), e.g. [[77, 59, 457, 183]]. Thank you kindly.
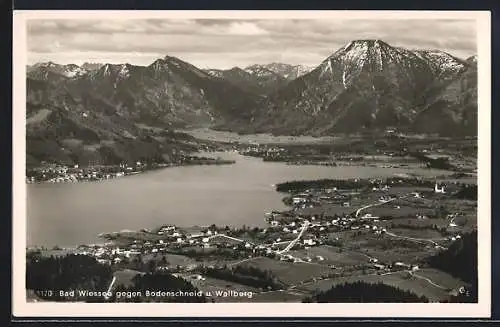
[[427, 230, 478, 302], [302, 281, 429, 303], [110, 272, 206, 303], [453, 184, 478, 201], [26, 254, 113, 301]]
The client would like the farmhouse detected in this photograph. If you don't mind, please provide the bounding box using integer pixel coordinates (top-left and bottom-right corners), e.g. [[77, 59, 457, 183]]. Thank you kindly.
[[434, 183, 446, 194]]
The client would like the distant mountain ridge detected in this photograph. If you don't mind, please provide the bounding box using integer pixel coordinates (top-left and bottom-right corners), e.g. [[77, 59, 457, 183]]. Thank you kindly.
[[204, 63, 314, 96], [248, 63, 314, 80]]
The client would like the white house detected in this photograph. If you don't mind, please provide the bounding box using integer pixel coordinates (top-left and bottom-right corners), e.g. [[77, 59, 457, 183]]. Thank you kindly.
[[434, 183, 446, 194], [292, 197, 306, 204], [202, 237, 210, 243], [303, 239, 316, 246]]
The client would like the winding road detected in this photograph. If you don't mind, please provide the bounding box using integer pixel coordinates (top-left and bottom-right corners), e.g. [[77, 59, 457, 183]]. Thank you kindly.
[[384, 230, 447, 249], [355, 197, 401, 217], [277, 221, 310, 254], [410, 271, 448, 290]]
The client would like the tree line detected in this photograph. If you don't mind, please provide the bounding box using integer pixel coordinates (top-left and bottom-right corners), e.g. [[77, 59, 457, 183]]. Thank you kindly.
[[26, 254, 113, 301], [302, 281, 429, 303], [275, 177, 439, 193], [109, 272, 206, 303]]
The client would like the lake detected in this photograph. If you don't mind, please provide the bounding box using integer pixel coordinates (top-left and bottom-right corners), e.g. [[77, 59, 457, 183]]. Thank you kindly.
[[27, 152, 451, 247]]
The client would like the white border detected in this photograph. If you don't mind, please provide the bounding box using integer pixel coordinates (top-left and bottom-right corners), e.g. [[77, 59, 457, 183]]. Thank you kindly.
[[12, 10, 491, 318]]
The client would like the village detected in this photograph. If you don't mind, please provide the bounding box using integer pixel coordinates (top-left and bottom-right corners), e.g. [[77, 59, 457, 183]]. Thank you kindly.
[[25, 161, 167, 183], [25, 154, 236, 184]]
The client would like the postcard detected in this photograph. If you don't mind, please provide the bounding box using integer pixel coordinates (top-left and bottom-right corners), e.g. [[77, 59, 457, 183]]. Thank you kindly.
[[12, 10, 491, 318]]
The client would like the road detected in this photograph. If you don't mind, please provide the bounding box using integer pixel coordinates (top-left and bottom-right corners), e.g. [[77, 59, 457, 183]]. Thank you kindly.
[[228, 256, 262, 267], [384, 230, 447, 249], [208, 233, 262, 247], [410, 271, 448, 290], [355, 197, 400, 217], [103, 276, 116, 300], [277, 221, 310, 254]]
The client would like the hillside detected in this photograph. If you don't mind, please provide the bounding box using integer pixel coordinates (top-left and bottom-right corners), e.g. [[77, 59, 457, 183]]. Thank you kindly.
[[26, 57, 259, 166], [222, 40, 477, 137]]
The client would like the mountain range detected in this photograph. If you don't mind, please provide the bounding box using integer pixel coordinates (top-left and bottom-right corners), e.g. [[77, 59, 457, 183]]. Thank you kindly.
[[26, 39, 477, 165], [205, 64, 313, 96], [224, 40, 477, 137]]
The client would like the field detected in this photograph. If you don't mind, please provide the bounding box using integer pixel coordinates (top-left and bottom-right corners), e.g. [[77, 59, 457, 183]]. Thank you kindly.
[[388, 228, 445, 240], [296, 204, 355, 217], [363, 205, 428, 218], [182, 127, 337, 145], [185, 274, 259, 302], [26, 108, 52, 124], [113, 269, 144, 288], [60, 138, 85, 148], [297, 270, 458, 302], [249, 290, 305, 302], [141, 252, 199, 267], [288, 245, 370, 267], [236, 257, 333, 285], [413, 268, 468, 290]]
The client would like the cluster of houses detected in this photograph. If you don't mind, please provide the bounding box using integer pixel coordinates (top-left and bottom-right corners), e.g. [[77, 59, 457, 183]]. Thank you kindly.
[[238, 145, 287, 161], [266, 213, 389, 250], [26, 162, 148, 183]]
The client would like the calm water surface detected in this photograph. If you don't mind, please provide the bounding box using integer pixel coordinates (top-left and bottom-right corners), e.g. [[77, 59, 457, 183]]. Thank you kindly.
[[27, 152, 450, 247]]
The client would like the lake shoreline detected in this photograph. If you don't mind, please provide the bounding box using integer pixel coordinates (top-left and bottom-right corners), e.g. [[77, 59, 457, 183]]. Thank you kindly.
[[27, 151, 460, 248]]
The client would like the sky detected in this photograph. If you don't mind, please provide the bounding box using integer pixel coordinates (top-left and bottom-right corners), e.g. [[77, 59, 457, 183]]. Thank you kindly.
[[27, 18, 477, 69]]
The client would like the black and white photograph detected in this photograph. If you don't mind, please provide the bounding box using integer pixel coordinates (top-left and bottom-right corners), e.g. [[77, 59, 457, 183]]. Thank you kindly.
[[13, 10, 491, 317]]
